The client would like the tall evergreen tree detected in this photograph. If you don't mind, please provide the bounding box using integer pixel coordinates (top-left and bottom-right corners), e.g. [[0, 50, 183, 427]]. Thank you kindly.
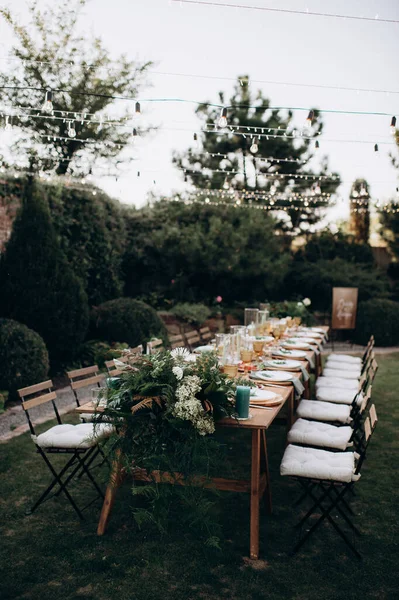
[[0, 178, 89, 362], [173, 76, 340, 234], [349, 178, 370, 243]]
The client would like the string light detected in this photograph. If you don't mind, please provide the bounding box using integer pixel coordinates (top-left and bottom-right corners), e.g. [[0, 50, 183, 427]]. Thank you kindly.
[[390, 116, 397, 135], [218, 107, 228, 129], [133, 128, 138, 137], [250, 137, 259, 154], [315, 140, 320, 150], [5, 115, 12, 131], [374, 143, 379, 152], [305, 110, 314, 128], [135, 102, 141, 116], [68, 121, 76, 138], [42, 90, 53, 114]]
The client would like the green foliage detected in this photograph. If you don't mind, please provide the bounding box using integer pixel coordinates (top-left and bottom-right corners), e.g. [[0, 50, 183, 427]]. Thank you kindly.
[[380, 210, 399, 261], [269, 300, 315, 326], [123, 200, 290, 304], [47, 183, 126, 305], [90, 297, 167, 347], [79, 340, 129, 369], [283, 258, 391, 312], [0, 318, 49, 398], [0, 0, 151, 175], [295, 230, 374, 264], [0, 180, 89, 363], [354, 299, 399, 346], [171, 303, 211, 325], [173, 76, 339, 233]]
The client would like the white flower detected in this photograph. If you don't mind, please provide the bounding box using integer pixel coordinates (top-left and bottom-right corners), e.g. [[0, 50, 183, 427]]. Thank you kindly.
[[172, 366, 184, 380], [297, 301, 303, 307], [303, 297, 311, 307], [171, 347, 190, 361]]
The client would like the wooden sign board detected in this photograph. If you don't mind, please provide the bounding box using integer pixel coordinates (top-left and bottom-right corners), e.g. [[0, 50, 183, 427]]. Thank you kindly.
[[332, 287, 358, 330]]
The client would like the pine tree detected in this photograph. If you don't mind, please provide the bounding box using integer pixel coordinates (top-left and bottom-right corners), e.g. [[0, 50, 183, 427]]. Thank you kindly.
[[173, 76, 339, 234], [0, 178, 89, 363], [349, 179, 370, 243]]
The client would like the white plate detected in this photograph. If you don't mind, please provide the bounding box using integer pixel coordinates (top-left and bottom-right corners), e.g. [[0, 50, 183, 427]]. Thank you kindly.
[[282, 340, 312, 350], [311, 327, 326, 333], [193, 345, 214, 353], [248, 335, 274, 343], [251, 370, 294, 382], [291, 337, 320, 345], [250, 388, 278, 401], [295, 332, 323, 339], [264, 359, 302, 369], [273, 349, 307, 358]]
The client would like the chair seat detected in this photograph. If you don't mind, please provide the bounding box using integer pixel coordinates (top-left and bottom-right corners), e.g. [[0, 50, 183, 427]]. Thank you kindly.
[[325, 360, 362, 372], [326, 354, 362, 366], [33, 423, 113, 449], [316, 377, 359, 391], [296, 400, 352, 423], [322, 367, 361, 379], [280, 444, 358, 483], [316, 387, 362, 405], [287, 418, 353, 451]]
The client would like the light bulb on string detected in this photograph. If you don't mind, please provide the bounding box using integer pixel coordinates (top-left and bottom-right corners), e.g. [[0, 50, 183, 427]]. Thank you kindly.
[[218, 107, 228, 129], [305, 110, 314, 129], [86, 167, 93, 182], [135, 102, 141, 117], [42, 91, 53, 114], [315, 140, 320, 150], [374, 143, 379, 152], [68, 121, 76, 138], [193, 132, 199, 149], [5, 115, 12, 131], [250, 137, 259, 154], [390, 116, 396, 135], [133, 128, 138, 137]]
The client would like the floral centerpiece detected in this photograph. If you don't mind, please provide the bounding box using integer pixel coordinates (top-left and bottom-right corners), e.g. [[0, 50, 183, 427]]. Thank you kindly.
[[97, 348, 253, 544]]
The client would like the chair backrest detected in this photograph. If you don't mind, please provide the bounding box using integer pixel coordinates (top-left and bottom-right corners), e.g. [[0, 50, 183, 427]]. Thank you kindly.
[[362, 336, 375, 362], [199, 326, 213, 342], [355, 404, 378, 474], [105, 346, 143, 376], [169, 333, 186, 349], [146, 338, 164, 355], [67, 365, 105, 406], [185, 330, 201, 350], [18, 380, 58, 435]]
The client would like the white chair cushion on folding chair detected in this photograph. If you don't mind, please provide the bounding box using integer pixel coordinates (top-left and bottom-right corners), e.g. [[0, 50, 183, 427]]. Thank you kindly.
[[296, 400, 352, 424], [316, 377, 359, 391], [322, 367, 361, 379], [287, 418, 353, 451], [280, 444, 358, 482], [33, 423, 113, 449], [316, 387, 362, 405], [324, 360, 362, 373], [326, 354, 362, 366]]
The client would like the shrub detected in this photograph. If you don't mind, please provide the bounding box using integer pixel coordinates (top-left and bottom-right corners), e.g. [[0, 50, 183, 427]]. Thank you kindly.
[[171, 303, 211, 325], [79, 340, 129, 369], [91, 298, 167, 347], [0, 180, 89, 363], [269, 300, 315, 326], [0, 319, 49, 399], [354, 299, 399, 347]]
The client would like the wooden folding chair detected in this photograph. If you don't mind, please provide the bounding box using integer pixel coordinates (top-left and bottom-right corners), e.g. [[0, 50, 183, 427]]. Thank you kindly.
[[146, 338, 164, 355], [67, 365, 105, 408], [169, 333, 186, 349], [185, 330, 201, 351], [19, 381, 110, 519], [105, 345, 143, 376], [199, 326, 213, 343], [281, 405, 378, 558]]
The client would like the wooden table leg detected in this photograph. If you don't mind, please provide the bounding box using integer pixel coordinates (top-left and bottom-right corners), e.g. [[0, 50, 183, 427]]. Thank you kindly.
[[97, 450, 124, 535], [304, 379, 310, 399], [250, 429, 261, 560], [261, 431, 272, 514], [286, 388, 294, 435]]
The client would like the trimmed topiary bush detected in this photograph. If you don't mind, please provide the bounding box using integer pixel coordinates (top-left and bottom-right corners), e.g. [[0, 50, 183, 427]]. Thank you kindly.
[[171, 303, 211, 325], [0, 319, 49, 399], [91, 298, 168, 347], [0, 179, 89, 363], [354, 299, 399, 347]]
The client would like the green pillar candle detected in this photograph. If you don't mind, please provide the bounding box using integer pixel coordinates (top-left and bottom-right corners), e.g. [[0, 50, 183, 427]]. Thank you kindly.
[[235, 386, 251, 419]]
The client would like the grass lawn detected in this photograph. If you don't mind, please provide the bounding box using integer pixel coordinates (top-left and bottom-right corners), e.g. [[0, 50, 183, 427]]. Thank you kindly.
[[1, 353, 398, 600]]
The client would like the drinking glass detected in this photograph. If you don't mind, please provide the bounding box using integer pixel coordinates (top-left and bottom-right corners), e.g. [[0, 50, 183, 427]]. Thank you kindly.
[[244, 308, 259, 336]]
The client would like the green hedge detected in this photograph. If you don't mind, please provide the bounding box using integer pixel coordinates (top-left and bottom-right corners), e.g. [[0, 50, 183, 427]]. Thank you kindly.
[[171, 303, 211, 325], [90, 298, 167, 347], [354, 299, 399, 347], [0, 319, 49, 399]]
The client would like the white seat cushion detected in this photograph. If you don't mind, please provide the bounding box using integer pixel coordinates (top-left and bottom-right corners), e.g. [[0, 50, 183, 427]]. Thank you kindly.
[[323, 367, 361, 379], [280, 444, 358, 483], [287, 418, 353, 451], [326, 354, 362, 366], [316, 377, 359, 391], [316, 387, 362, 405], [33, 423, 113, 449], [296, 400, 352, 423]]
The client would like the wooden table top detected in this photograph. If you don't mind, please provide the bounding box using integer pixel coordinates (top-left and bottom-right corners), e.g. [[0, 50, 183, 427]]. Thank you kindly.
[[76, 384, 292, 431]]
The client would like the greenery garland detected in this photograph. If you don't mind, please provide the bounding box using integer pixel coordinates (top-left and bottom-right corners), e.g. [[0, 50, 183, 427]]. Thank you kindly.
[[98, 348, 254, 546]]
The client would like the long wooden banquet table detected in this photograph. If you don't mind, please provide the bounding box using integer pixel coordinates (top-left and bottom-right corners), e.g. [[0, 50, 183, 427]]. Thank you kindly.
[[76, 325, 328, 560]]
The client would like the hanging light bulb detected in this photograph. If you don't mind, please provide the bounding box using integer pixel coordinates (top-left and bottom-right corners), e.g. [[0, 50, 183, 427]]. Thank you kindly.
[[390, 116, 397, 135], [86, 168, 93, 182], [42, 90, 53, 114], [305, 110, 314, 128], [359, 185, 367, 197], [133, 128, 138, 137], [218, 107, 228, 129], [5, 116, 12, 131], [314, 183, 322, 195], [374, 143, 379, 152], [193, 132, 200, 149], [315, 140, 320, 150], [68, 121, 76, 138], [135, 102, 141, 116], [250, 137, 259, 154]]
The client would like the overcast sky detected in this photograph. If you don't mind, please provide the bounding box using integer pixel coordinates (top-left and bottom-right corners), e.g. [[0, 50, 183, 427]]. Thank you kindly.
[[1, 0, 399, 227]]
